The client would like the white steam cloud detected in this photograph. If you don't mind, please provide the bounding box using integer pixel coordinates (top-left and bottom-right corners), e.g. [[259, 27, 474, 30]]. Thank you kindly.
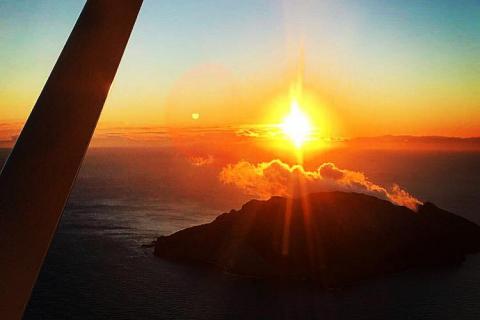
[[219, 160, 421, 211]]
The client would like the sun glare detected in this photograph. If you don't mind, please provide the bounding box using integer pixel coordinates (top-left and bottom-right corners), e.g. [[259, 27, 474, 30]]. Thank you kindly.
[[280, 100, 312, 148]]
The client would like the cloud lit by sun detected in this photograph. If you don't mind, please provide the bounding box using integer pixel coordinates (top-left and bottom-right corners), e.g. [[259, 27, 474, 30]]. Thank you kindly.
[[280, 100, 312, 148]]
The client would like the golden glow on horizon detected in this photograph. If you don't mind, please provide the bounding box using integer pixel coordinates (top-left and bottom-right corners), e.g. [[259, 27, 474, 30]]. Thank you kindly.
[[258, 75, 336, 157], [280, 100, 312, 148]]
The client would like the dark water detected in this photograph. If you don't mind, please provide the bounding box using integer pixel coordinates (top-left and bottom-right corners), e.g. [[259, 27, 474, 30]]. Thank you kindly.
[[1, 148, 479, 319]]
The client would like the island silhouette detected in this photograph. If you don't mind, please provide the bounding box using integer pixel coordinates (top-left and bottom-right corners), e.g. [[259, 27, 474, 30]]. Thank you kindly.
[[154, 192, 480, 286]]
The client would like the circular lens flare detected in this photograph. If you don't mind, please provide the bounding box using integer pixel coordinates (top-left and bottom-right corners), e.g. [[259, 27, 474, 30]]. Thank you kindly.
[[280, 100, 312, 148]]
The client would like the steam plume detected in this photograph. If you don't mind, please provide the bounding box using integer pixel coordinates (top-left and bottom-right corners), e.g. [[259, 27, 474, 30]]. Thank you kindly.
[[219, 159, 421, 210]]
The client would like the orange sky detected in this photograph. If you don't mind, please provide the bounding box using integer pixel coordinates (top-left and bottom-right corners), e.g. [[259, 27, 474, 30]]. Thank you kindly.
[[1, 0, 479, 141]]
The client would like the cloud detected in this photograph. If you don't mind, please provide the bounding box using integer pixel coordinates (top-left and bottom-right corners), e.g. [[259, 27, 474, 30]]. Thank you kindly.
[[188, 155, 214, 167], [219, 159, 421, 211]]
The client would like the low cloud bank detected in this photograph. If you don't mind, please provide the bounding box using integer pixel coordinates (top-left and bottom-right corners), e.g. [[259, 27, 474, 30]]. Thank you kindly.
[[219, 159, 421, 211]]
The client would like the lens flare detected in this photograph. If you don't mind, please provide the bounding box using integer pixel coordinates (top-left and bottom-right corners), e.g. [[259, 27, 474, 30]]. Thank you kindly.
[[280, 100, 312, 148]]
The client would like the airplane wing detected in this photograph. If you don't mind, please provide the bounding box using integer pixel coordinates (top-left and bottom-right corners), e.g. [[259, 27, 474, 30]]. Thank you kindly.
[[0, 1, 143, 318]]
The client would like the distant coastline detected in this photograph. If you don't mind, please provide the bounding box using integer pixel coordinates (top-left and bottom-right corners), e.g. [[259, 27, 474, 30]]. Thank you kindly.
[[1, 122, 480, 150]]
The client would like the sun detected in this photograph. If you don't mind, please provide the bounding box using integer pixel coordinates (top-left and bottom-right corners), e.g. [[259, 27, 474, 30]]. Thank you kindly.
[[280, 100, 312, 148]]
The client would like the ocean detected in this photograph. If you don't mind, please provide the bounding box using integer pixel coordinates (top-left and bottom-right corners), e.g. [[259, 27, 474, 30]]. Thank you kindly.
[[1, 148, 479, 319]]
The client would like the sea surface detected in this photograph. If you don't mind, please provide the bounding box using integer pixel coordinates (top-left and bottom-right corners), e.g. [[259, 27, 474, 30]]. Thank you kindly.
[[1, 148, 479, 319]]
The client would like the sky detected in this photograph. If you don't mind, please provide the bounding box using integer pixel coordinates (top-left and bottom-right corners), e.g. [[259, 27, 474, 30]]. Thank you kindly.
[[1, 0, 479, 138]]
